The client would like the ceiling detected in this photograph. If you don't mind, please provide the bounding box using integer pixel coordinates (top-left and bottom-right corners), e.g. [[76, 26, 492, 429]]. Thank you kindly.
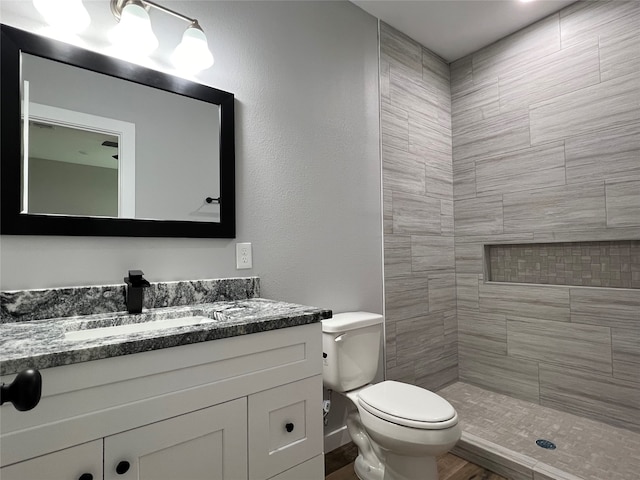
[[351, 0, 576, 62]]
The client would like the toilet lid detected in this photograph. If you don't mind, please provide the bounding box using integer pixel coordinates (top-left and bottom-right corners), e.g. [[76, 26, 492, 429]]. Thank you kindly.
[[358, 381, 458, 429]]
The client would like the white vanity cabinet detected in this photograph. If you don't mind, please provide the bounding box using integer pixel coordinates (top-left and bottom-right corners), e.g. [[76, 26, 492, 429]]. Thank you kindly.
[[0, 323, 323, 480]]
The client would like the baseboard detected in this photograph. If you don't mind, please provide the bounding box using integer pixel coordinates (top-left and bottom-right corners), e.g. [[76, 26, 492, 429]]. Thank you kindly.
[[324, 425, 351, 453]]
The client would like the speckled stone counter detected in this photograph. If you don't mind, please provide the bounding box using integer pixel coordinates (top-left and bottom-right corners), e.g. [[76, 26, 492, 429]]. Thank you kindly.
[[0, 298, 332, 376], [0, 277, 331, 376]]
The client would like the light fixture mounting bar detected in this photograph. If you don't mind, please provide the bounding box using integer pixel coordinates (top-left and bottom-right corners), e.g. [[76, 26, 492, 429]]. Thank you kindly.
[[111, 0, 199, 26]]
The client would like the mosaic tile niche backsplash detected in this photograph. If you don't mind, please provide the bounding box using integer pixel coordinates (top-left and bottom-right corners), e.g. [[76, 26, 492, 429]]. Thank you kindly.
[[488, 241, 640, 289]]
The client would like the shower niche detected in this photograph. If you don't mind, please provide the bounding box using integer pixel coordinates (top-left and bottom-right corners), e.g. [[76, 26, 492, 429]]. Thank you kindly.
[[485, 240, 639, 289]]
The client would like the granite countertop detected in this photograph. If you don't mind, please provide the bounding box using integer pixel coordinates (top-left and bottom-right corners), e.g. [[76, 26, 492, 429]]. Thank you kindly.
[[0, 298, 332, 376]]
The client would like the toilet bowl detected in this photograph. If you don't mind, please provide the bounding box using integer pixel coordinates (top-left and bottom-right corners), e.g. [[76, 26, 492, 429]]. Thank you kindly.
[[322, 312, 461, 480]]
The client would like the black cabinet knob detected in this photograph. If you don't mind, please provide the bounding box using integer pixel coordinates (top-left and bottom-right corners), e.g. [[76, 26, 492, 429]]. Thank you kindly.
[[116, 461, 130, 475], [0, 369, 42, 411], [285, 422, 294, 433], [79, 474, 93, 480]]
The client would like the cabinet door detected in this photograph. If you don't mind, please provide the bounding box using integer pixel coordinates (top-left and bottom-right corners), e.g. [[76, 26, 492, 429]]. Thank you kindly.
[[0, 439, 103, 480], [104, 398, 247, 480], [248, 375, 323, 480]]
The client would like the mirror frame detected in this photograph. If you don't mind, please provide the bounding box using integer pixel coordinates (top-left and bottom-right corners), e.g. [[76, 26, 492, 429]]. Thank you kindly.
[[1, 24, 235, 238]]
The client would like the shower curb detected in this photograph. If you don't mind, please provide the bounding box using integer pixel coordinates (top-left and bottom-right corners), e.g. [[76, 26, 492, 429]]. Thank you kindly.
[[452, 431, 586, 480]]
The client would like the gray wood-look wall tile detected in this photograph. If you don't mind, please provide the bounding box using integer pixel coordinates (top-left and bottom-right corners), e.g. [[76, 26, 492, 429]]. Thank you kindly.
[[479, 283, 571, 321], [605, 178, 640, 227], [390, 69, 450, 131], [503, 182, 607, 233], [455, 196, 504, 235], [380, 21, 422, 72], [425, 163, 454, 198], [453, 158, 476, 200], [570, 287, 640, 329], [392, 191, 442, 235], [507, 316, 613, 374], [428, 273, 456, 313], [384, 274, 430, 322], [454, 241, 484, 274], [499, 38, 600, 113], [381, 100, 409, 151], [529, 71, 640, 145], [456, 273, 480, 310], [459, 348, 540, 403], [450, 55, 474, 97], [416, 353, 458, 392], [600, 27, 640, 82], [472, 14, 561, 84], [380, 59, 390, 100], [422, 48, 451, 101], [395, 313, 445, 365], [409, 112, 452, 159], [385, 320, 397, 368], [459, 310, 507, 354], [411, 235, 455, 272], [559, 0, 640, 49], [612, 327, 640, 383], [382, 146, 425, 195], [453, 110, 531, 162], [565, 122, 640, 185], [475, 142, 566, 197], [441, 198, 453, 217], [383, 188, 393, 235], [451, 80, 500, 133], [384, 235, 412, 278], [534, 226, 640, 243], [539, 363, 640, 432]]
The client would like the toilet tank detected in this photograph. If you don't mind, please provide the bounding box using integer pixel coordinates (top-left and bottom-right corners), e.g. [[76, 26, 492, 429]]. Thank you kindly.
[[321, 312, 383, 392]]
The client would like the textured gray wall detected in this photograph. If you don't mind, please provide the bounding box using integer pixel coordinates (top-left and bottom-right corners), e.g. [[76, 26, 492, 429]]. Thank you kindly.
[[451, 1, 640, 432], [0, 1, 384, 323], [380, 23, 457, 392]]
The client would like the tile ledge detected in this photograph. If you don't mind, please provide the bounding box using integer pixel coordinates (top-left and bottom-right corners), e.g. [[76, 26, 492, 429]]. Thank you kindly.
[[482, 280, 639, 292], [455, 431, 585, 480]]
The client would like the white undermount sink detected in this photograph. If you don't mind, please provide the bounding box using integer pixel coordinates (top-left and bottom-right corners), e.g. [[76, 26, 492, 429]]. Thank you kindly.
[[64, 315, 216, 342]]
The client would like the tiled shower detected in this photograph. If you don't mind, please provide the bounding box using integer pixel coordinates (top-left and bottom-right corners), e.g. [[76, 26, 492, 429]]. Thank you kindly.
[[381, 0, 640, 471]]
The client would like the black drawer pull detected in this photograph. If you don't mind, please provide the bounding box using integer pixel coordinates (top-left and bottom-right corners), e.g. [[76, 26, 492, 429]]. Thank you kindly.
[[285, 422, 294, 433], [116, 461, 130, 475], [0, 369, 42, 412], [79, 474, 93, 480]]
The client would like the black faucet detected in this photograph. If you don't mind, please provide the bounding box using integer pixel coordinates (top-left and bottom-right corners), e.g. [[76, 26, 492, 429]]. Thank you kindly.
[[124, 270, 150, 314]]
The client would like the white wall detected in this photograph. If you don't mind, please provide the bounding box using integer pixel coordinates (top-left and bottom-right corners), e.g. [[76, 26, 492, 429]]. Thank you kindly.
[[0, 1, 383, 318]]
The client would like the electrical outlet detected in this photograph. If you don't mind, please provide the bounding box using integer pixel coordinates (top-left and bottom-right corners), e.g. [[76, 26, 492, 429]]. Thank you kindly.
[[236, 242, 252, 269]]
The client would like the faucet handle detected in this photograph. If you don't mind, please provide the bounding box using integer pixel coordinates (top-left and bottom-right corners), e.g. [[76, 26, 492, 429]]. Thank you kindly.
[[125, 270, 150, 287]]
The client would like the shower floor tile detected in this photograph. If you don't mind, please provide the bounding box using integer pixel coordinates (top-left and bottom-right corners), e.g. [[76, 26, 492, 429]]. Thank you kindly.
[[438, 382, 640, 480]]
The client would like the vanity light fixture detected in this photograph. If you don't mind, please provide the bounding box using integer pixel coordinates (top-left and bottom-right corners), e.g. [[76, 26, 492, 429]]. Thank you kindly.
[[110, 0, 214, 73], [33, 0, 91, 33]]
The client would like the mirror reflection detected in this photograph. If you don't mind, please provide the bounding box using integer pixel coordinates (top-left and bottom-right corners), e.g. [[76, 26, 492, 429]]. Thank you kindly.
[[21, 53, 221, 223]]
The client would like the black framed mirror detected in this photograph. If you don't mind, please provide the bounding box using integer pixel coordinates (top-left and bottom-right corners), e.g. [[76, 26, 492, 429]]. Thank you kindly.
[[1, 24, 235, 238]]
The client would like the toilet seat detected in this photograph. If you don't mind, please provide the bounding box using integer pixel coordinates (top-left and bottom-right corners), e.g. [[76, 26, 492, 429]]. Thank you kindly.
[[358, 381, 458, 430]]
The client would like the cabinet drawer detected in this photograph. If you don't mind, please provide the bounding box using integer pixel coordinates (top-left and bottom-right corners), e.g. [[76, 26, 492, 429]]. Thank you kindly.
[[268, 454, 324, 480], [248, 375, 323, 480], [0, 439, 103, 480]]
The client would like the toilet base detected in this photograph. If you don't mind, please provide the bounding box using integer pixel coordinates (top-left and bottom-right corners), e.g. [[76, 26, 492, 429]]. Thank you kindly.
[[354, 453, 383, 480], [383, 452, 438, 480]]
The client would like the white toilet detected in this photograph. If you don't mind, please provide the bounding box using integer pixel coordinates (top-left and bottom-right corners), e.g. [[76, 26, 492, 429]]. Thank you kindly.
[[322, 312, 461, 480]]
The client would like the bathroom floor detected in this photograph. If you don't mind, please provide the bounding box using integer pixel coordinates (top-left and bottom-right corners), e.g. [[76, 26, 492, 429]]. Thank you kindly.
[[438, 382, 640, 480], [325, 449, 507, 480]]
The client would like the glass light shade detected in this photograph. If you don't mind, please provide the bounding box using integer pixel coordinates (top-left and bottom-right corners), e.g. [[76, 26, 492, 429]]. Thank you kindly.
[[110, 2, 158, 57], [33, 0, 90, 33], [171, 25, 214, 74]]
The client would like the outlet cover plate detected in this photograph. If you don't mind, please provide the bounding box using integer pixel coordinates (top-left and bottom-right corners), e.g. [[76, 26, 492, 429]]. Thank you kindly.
[[236, 242, 252, 269]]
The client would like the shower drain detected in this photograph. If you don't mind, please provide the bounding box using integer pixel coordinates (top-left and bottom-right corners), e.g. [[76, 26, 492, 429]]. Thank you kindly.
[[536, 439, 557, 450]]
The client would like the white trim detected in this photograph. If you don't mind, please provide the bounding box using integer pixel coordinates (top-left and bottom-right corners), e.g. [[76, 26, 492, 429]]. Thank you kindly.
[[27, 103, 136, 218], [21, 81, 30, 213]]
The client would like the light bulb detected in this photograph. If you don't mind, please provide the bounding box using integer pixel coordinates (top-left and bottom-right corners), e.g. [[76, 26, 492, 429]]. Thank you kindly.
[[171, 24, 214, 74], [110, 1, 158, 57], [33, 0, 90, 33]]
